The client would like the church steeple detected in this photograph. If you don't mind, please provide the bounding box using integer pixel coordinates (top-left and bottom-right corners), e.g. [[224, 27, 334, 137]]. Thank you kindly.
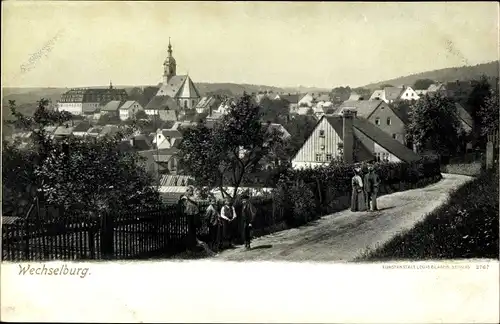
[[163, 37, 176, 84]]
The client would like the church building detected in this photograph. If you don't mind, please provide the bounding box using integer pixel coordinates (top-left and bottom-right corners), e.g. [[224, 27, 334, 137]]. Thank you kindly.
[[149, 39, 201, 111]]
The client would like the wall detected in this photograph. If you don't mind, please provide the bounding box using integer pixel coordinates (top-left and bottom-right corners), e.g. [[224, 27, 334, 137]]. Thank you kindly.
[[353, 129, 401, 162], [57, 102, 83, 115], [399, 87, 420, 101], [367, 102, 406, 145], [292, 117, 343, 166]]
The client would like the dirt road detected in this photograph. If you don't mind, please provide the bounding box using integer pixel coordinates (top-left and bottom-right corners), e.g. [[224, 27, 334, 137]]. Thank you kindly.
[[215, 173, 473, 262]]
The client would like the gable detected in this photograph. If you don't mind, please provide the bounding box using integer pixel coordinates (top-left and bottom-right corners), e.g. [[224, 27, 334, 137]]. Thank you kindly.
[[292, 117, 341, 162]]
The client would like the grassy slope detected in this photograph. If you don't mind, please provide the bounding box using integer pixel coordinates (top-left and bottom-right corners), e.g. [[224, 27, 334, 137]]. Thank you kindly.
[[361, 169, 499, 260]]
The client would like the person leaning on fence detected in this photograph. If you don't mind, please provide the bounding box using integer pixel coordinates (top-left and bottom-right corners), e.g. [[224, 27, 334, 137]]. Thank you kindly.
[[205, 196, 222, 252], [220, 197, 237, 248], [241, 194, 257, 250], [364, 164, 381, 211], [179, 186, 200, 248], [351, 167, 366, 212]]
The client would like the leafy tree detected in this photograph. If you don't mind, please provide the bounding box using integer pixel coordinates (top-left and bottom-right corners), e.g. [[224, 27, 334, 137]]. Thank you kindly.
[[413, 79, 435, 90], [380, 84, 394, 88], [135, 109, 149, 120], [178, 93, 285, 199], [306, 108, 314, 115], [405, 93, 463, 156], [330, 86, 351, 104], [477, 89, 499, 136], [283, 115, 317, 156], [259, 97, 289, 123], [128, 87, 144, 102], [2, 99, 161, 217], [97, 113, 121, 125], [467, 75, 492, 145]]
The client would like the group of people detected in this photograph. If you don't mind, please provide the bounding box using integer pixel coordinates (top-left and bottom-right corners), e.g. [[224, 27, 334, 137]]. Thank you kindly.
[[350, 163, 381, 212], [179, 187, 257, 253]]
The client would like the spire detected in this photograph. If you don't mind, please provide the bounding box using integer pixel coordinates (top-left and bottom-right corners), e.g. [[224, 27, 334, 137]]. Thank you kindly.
[[109, 80, 113, 89], [168, 37, 172, 56]]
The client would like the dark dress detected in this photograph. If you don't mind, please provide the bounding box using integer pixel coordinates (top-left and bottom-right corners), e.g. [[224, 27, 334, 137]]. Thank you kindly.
[[351, 175, 366, 212]]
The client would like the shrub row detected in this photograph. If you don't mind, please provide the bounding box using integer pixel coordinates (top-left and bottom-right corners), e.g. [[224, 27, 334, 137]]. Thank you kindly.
[[272, 156, 442, 227]]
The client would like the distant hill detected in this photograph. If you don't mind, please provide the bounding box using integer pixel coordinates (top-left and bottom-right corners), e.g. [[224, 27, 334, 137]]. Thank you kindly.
[[362, 61, 499, 90]]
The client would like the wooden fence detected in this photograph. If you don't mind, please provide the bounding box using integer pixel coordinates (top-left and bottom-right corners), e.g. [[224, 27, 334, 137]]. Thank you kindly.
[[2, 198, 282, 261]]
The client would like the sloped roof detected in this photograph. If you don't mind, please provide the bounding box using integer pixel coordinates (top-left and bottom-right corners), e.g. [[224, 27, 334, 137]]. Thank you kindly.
[[87, 126, 103, 135], [160, 129, 183, 138], [99, 125, 120, 136], [321, 116, 373, 160], [262, 122, 291, 139], [278, 94, 300, 104], [156, 75, 201, 98], [338, 100, 385, 118], [145, 95, 181, 111], [159, 175, 194, 187], [119, 100, 141, 110], [195, 96, 220, 110], [427, 84, 444, 92], [59, 88, 128, 103], [102, 100, 123, 112], [455, 102, 473, 130], [72, 120, 91, 132], [384, 87, 404, 101], [53, 125, 74, 136], [370, 90, 385, 100], [352, 117, 420, 163], [131, 134, 153, 150]]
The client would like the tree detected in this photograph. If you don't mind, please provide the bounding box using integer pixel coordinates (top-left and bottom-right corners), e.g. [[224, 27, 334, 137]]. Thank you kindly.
[[97, 113, 121, 125], [467, 75, 492, 145], [135, 109, 148, 120], [330, 86, 351, 104], [380, 84, 394, 89], [306, 108, 314, 115], [2, 99, 162, 217], [259, 97, 289, 123], [413, 79, 435, 90], [405, 93, 463, 156], [128, 87, 144, 102], [284, 115, 317, 155], [178, 93, 285, 199], [477, 89, 499, 136]]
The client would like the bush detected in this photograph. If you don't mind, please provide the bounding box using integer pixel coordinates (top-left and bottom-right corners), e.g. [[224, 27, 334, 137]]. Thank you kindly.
[[361, 169, 499, 260]]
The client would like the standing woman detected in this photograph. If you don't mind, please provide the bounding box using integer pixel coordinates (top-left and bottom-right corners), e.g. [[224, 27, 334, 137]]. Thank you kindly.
[[205, 196, 222, 252], [351, 167, 366, 212], [180, 186, 200, 248]]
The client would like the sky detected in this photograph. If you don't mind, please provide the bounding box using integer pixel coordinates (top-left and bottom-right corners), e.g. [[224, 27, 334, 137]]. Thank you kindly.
[[2, 1, 499, 89]]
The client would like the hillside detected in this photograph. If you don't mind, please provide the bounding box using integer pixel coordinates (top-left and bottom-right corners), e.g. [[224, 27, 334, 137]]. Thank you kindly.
[[363, 61, 499, 90]]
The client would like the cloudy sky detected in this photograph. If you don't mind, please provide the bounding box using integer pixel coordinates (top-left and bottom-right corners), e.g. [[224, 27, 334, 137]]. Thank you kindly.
[[2, 1, 498, 88]]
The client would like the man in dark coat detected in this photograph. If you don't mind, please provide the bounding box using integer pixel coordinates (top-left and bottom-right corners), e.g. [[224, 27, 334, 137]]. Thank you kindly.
[[364, 164, 381, 211], [240, 194, 257, 250]]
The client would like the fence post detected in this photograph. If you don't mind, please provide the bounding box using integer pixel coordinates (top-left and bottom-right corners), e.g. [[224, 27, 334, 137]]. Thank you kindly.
[[100, 213, 114, 259], [486, 141, 494, 170]]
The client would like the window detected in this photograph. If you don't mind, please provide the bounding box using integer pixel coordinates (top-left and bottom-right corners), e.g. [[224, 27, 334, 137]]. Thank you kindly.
[[319, 130, 325, 137], [375, 117, 380, 125], [320, 145, 325, 150], [326, 153, 332, 161], [383, 153, 390, 162], [315, 153, 322, 162], [392, 134, 397, 139], [374, 152, 381, 162], [386, 117, 391, 125], [184, 101, 188, 109]]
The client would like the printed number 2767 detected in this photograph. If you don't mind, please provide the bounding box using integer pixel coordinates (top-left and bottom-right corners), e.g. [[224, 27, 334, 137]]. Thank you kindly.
[[476, 264, 490, 270]]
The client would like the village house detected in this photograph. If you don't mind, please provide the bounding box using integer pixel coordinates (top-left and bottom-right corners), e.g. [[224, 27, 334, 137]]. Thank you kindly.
[[152, 128, 183, 150], [291, 108, 420, 169], [194, 96, 220, 114], [101, 100, 123, 118], [138, 147, 181, 177], [369, 86, 420, 103], [150, 39, 201, 110], [71, 120, 91, 137], [144, 96, 181, 119], [274, 93, 300, 114], [347, 91, 361, 101], [297, 93, 315, 107], [57, 82, 128, 115], [119, 100, 145, 121], [337, 100, 407, 144]]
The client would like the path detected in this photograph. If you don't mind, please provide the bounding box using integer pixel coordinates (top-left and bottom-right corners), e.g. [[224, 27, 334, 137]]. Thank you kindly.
[[215, 173, 473, 262]]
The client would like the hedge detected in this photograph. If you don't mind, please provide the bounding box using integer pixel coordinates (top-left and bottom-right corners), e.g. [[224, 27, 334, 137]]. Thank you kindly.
[[358, 168, 499, 260]]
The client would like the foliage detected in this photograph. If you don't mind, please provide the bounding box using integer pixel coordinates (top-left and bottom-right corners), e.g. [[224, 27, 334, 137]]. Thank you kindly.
[[361, 169, 499, 260], [283, 115, 318, 155], [306, 108, 314, 115], [413, 79, 435, 90], [2, 99, 162, 217], [476, 88, 499, 137], [97, 113, 121, 125], [135, 109, 149, 120], [259, 97, 289, 123], [178, 93, 286, 199], [194, 111, 209, 123], [330, 86, 351, 104], [405, 93, 463, 156]]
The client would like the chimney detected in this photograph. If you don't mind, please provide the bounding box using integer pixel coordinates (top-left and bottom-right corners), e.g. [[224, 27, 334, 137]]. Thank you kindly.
[[342, 108, 356, 164]]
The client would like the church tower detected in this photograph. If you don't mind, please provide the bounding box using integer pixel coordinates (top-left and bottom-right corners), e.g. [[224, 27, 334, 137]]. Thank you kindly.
[[163, 38, 177, 84]]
